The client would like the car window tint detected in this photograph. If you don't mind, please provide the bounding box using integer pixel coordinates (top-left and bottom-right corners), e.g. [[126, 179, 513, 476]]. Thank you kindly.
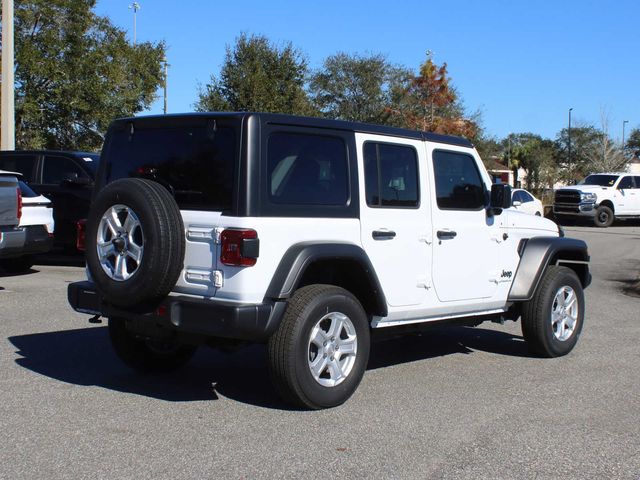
[[618, 176, 634, 189], [268, 132, 348, 205], [0, 154, 37, 180], [634, 177, 640, 188], [43, 156, 88, 184], [521, 191, 534, 202], [433, 150, 485, 210], [364, 142, 419, 208], [106, 124, 237, 211], [512, 191, 523, 203]]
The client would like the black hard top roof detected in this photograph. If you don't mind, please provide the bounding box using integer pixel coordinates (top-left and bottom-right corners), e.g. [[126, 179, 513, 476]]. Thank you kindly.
[[112, 112, 474, 148]]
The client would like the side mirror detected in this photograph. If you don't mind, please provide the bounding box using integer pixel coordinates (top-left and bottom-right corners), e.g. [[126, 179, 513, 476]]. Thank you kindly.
[[512, 200, 522, 207], [489, 184, 512, 215]]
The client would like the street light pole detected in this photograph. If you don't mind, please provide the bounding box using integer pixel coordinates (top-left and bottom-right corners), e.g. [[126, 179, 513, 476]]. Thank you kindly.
[[129, 2, 141, 45], [622, 120, 629, 154], [568, 108, 573, 182], [1, 0, 16, 150], [163, 57, 168, 115]]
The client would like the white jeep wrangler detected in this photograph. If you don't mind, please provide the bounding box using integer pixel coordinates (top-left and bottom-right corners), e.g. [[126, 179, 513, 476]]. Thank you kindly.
[[554, 172, 640, 227], [68, 113, 590, 409]]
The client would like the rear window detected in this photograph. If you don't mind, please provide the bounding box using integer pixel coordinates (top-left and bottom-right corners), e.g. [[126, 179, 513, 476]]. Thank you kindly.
[[0, 154, 37, 180], [105, 123, 237, 211]]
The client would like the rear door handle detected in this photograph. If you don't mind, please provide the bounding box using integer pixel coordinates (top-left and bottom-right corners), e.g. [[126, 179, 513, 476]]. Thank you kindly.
[[372, 230, 396, 240], [437, 230, 457, 240]]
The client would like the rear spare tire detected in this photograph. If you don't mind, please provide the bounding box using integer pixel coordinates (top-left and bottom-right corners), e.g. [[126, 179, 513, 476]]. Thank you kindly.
[[86, 178, 185, 307]]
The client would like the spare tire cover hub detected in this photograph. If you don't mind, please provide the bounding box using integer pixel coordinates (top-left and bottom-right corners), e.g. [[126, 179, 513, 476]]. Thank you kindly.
[[97, 204, 145, 282]]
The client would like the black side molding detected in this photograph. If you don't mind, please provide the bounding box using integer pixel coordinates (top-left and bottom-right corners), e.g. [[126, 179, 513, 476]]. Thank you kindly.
[[508, 236, 590, 301], [265, 242, 388, 317]]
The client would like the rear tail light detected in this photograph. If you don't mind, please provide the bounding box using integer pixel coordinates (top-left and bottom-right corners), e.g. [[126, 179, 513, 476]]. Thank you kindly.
[[76, 219, 87, 251], [220, 229, 259, 266], [16, 188, 22, 221]]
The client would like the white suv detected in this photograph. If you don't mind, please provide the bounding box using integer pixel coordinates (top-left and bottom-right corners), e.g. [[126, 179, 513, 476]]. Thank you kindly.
[[554, 173, 640, 227], [69, 113, 591, 409]]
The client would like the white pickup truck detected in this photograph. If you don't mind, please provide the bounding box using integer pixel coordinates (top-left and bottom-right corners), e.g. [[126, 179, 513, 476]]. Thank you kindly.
[[0, 170, 25, 258]]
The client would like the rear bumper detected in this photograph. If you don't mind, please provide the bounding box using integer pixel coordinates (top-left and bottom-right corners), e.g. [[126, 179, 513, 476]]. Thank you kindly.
[[0, 227, 26, 258], [67, 281, 286, 342], [22, 225, 53, 255]]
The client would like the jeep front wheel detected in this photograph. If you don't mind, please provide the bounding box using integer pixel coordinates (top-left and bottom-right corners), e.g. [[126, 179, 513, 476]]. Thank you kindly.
[[267, 285, 370, 409], [521, 266, 585, 357], [593, 205, 614, 227]]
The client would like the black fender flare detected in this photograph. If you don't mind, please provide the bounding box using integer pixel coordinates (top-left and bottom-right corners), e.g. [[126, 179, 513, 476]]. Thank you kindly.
[[508, 236, 590, 301], [264, 242, 388, 317]]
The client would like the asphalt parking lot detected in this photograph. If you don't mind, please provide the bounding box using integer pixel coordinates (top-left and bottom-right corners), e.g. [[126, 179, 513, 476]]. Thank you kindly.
[[1, 225, 639, 479]]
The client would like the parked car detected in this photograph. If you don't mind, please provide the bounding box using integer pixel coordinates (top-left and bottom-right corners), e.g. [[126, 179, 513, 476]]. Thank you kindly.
[[511, 188, 543, 216], [554, 172, 640, 227], [68, 112, 590, 409], [0, 170, 25, 261], [0, 150, 98, 251], [0, 174, 53, 272]]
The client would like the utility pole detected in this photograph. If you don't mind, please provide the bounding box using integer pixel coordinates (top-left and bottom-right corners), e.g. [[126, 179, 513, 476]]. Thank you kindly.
[[567, 108, 573, 183], [163, 57, 168, 114], [129, 2, 141, 45], [1, 0, 15, 150]]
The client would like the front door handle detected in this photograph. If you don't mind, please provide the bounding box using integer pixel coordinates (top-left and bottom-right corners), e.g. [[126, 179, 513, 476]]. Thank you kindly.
[[436, 230, 457, 240], [372, 230, 396, 240]]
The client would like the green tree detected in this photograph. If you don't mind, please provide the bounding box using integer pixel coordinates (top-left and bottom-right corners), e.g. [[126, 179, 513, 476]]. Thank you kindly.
[[8, 0, 165, 151], [196, 33, 314, 115], [309, 52, 408, 124], [625, 127, 640, 157], [554, 126, 602, 181]]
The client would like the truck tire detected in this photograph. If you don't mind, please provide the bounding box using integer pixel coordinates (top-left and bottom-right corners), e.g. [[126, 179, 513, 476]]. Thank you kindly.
[[267, 285, 370, 409], [521, 266, 584, 357], [108, 317, 197, 372], [85, 178, 185, 307], [593, 205, 614, 227]]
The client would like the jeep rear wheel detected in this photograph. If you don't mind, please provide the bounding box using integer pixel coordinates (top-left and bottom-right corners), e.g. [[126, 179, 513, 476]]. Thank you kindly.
[[85, 179, 185, 307], [594, 205, 614, 227], [108, 317, 197, 372], [521, 266, 585, 357], [267, 285, 370, 409]]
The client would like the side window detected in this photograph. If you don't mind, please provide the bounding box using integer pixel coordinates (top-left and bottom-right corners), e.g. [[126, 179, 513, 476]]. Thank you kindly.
[[634, 177, 640, 189], [42, 156, 88, 185], [0, 154, 37, 181], [268, 132, 348, 205], [432, 150, 485, 210], [618, 176, 634, 189], [512, 191, 523, 203], [521, 191, 534, 203], [364, 142, 419, 208]]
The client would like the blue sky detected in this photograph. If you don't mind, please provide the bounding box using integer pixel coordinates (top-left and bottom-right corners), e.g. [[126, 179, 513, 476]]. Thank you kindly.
[[95, 0, 639, 142]]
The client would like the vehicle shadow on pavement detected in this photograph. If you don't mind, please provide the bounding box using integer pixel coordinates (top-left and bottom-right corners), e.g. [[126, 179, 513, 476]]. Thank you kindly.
[[8, 326, 283, 408], [8, 324, 532, 409], [368, 325, 534, 370]]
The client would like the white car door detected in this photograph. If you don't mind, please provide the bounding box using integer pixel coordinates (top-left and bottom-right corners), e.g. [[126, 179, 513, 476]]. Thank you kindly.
[[357, 133, 430, 307], [615, 176, 636, 214], [429, 148, 501, 302]]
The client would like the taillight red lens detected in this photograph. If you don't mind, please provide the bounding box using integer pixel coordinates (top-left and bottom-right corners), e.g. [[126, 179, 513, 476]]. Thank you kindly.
[[220, 229, 258, 266], [16, 188, 22, 221], [76, 219, 87, 251]]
